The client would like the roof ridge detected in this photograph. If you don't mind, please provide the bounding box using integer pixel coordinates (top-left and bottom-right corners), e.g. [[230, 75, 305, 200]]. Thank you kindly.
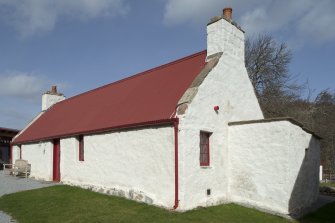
[[54, 50, 207, 106]]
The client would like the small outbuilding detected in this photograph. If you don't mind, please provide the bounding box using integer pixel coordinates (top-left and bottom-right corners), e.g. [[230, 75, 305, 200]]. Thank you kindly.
[[0, 127, 19, 168], [12, 8, 320, 217]]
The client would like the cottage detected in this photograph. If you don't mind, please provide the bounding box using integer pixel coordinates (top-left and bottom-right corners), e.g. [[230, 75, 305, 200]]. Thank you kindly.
[[12, 8, 320, 216]]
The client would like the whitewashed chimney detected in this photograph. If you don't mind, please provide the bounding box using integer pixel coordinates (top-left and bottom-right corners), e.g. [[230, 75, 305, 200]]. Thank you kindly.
[[207, 8, 245, 61], [42, 86, 65, 111]]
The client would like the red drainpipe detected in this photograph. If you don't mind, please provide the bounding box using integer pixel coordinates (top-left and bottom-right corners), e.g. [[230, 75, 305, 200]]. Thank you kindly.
[[173, 118, 179, 209]]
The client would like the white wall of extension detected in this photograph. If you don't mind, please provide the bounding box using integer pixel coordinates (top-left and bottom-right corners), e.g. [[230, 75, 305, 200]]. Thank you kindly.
[[228, 121, 320, 215]]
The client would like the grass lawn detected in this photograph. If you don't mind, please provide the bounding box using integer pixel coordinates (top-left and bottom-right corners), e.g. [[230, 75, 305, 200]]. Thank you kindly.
[[320, 182, 335, 188], [0, 185, 333, 223]]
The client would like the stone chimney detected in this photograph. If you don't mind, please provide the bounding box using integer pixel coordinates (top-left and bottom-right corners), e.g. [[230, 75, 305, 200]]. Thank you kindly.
[[42, 85, 65, 111], [223, 8, 232, 20], [206, 8, 245, 61]]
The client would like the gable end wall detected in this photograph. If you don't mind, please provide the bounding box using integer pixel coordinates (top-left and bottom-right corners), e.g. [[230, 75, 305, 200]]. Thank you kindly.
[[177, 52, 263, 210]]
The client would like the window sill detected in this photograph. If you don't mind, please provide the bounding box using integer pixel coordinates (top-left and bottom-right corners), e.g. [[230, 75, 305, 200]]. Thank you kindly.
[[200, 166, 212, 169]]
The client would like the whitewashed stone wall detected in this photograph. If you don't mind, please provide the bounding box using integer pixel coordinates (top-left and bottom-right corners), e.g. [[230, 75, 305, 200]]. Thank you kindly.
[[11, 145, 20, 163], [228, 121, 320, 215], [287, 123, 320, 216], [177, 16, 263, 210], [19, 142, 53, 180], [59, 126, 175, 208], [18, 126, 175, 208]]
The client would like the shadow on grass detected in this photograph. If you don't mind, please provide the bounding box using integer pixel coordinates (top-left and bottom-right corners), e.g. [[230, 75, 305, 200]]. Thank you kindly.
[[300, 202, 335, 223]]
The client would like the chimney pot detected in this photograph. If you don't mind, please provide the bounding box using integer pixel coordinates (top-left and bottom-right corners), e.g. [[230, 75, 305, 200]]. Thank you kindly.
[[51, 86, 57, 94], [223, 7, 233, 20]]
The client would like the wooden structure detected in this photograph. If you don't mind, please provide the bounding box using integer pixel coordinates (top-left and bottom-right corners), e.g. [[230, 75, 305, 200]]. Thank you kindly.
[[0, 127, 19, 168]]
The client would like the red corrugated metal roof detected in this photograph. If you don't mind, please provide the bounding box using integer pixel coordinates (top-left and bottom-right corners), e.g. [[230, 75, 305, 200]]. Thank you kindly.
[[14, 50, 207, 144]]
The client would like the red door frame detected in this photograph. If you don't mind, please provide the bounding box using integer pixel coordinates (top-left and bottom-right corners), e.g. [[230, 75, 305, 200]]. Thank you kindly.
[[53, 139, 61, 182]]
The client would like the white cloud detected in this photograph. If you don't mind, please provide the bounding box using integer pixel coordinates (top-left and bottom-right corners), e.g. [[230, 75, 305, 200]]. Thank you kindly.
[[163, 0, 335, 46], [0, 72, 69, 129], [163, 0, 222, 26], [0, 0, 129, 37], [0, 72, 67, 100], [0, 72, 45, 99], [163, 0, 263, 26]]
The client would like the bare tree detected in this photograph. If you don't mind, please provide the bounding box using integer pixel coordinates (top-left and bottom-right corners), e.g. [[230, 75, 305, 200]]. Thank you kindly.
[[313, 90, 335, 174], [245, 35, 292, 95], [245, 35, 335, 173], [245, 35, 303, 119]]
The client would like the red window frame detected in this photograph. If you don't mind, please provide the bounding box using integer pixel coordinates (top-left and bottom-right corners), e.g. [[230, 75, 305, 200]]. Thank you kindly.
[[78, 135, 84, 161], [200, 131, 210, 166]]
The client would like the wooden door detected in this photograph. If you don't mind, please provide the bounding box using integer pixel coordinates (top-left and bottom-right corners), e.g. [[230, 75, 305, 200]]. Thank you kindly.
[[53, 139, 61, 182]]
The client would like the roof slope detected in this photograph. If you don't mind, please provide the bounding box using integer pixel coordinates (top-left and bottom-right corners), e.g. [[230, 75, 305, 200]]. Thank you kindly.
[[14, 51, 207, 144]]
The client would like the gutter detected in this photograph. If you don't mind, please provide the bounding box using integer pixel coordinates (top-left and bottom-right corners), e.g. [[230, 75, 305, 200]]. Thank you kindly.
[[173, 118, 179, 209], [13, 119, 177, 145]]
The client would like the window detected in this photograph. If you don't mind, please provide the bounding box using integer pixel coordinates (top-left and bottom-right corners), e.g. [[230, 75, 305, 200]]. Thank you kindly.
[[78, 135, 84, 161], [200, 131, 210, 166]]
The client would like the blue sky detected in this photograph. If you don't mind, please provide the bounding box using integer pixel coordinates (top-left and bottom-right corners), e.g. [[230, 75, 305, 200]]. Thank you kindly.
[[0, 0, 334, 129]]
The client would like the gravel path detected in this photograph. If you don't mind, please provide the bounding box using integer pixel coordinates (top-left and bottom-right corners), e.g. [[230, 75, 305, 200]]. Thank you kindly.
[[0, 171, 58, 223], [0, 210, 17, 223]]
